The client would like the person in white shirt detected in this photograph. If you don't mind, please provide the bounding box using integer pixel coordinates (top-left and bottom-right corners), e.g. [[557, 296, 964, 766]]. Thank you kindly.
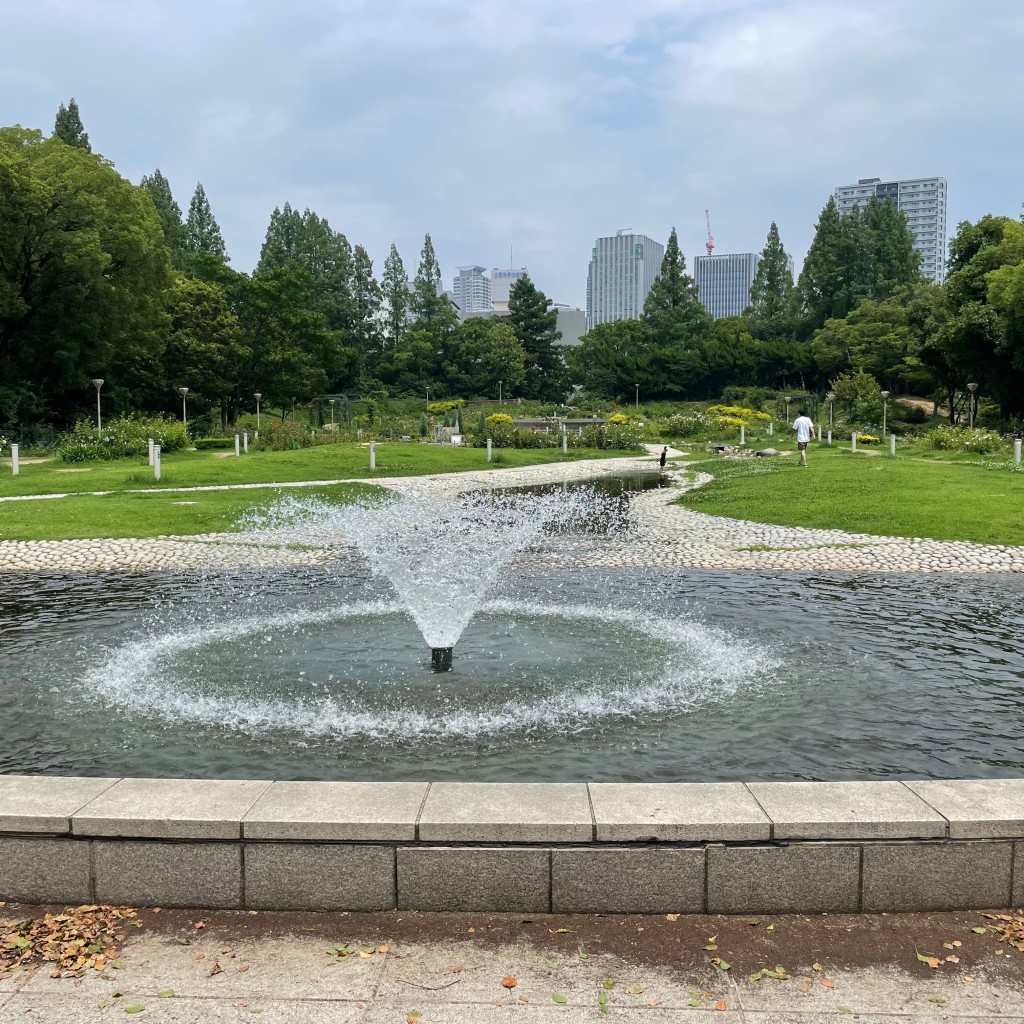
[[792, 409, 816, 467]]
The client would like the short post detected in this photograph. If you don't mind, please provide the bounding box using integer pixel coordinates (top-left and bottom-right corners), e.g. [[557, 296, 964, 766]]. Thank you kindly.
[[369, 440, 376, 470], [1015, 438, 1022, 468], [243, 432, 249, 454], [10, 443, 19, 476], [827, 429, 832, 446], [739, 424, 745, 445], [148, 438, 154, 466], [818, 423, 823, 444], [889, 434, 896, 457], [357, 428, 363, 441], [486, 438, 492, 462], [234, 434, 240, 457], [562, 432, 568, 454], [851, 432, 857, 453], [767, 421, 773, 436], [153, 445, 161, 481]]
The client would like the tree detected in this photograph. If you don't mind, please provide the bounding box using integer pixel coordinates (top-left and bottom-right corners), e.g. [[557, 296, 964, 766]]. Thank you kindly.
[[642, 227, 712, 346], [351, 244, 382, 352], [0, 127, 170, 425], [862, 195, 922, 298], [746, 222, 795, 341], [381, 243, 408, 348], [139, 168, 185, 252], [53, 98, 90, 151], [183, 183, 228, 261], [507, 274, 562, 400], [446, 317, 526, 396], [796, 197, 865, 334], [411, 233, 455, 330]]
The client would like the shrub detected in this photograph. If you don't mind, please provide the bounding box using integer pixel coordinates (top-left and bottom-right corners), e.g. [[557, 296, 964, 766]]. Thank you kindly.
[[250, 419, 342, 451], [56, 416, 189, 463], [193, 437, 236, 450], [607, 411, 629, 425], [916, 425, 1006, 455], [427, 399, 465, 415], [856, 433, 881, 445], [706, 404, 771, 425], [660, 411, 715, 439]]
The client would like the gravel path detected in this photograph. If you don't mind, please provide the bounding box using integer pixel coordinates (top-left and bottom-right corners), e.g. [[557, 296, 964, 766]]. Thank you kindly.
[[0, 451, 1021, 573]]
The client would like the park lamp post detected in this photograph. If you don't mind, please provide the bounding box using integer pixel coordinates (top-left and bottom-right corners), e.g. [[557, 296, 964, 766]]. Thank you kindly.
[[784, 395, 792, 424], [329, 398, 336, 427], [91, 378, 104, 431], [178, 387, 189, 427], [254, 392, 262, 431], [880, 390, 890, 437], [635, 383, 640, 409], [826, 391, 836, 429], [967, 382, 978, 429], [498, 380, 503, 404]]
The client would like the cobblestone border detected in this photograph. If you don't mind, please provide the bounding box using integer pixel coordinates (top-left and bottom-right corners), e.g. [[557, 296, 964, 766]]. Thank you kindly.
[[2, 777, 1023, 913]]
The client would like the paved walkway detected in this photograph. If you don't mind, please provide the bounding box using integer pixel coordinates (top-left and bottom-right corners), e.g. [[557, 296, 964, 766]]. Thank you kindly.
[[0, 451, 1021, 573], [2, 905, 1023, 1022]]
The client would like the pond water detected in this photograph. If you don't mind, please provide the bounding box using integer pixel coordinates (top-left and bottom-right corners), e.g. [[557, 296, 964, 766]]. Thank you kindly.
[[2, 562, 1023, 782]]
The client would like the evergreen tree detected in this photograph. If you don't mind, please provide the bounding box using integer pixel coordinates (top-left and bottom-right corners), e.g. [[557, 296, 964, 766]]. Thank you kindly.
[[183, 183, 228, 261], [411, 233, 454, 328], [641, 227, 712, 345], [139, 168, 185, 251], [746, 222, 796, 341], [381, 244, 408, 348], [351, 244, 381, 350], [862, 195, 922, 298], [508, 274, 563, 400], [257, 203, 302, 270], [53, 98, 90, 151]]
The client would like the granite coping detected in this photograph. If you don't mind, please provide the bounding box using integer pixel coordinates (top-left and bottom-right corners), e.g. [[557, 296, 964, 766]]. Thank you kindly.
[[906, 778, 1024, 838], [243, 782, 427, 841], [72, 778, 272, 840], [417, 783, 592, 842], [747, 781, 948, 840], [0, 775, 120, 833], [589, 782, 770, 841]]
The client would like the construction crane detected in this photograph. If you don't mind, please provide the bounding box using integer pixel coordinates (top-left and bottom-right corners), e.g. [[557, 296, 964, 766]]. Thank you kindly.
[[705, 209, 715, 256]]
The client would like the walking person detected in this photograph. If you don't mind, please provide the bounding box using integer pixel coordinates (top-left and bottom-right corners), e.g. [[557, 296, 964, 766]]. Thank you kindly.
[[659, 446, 668, 471], [792, 409, 816, 467]]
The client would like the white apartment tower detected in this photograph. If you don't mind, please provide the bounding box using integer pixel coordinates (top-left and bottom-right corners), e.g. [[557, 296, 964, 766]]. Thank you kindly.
[[452, 266, 491, 318], [586, 230, 664, 329], [694, 252, 761, 319], [834, 176, 948, 284], [491, 267, 528, 312]]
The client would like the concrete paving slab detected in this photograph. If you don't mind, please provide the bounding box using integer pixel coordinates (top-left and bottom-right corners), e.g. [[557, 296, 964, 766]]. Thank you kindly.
[[0, 836, 91, 904], [589, 783, 769, 842], [243, 781, 427, 841], [748, 781, 948, 840], [0, 775, 119, 833], [73, 778, 271, 839], [418, 783, 592, 843], [368, 1007, 736, 1022], [907, 779, 1024, 839]]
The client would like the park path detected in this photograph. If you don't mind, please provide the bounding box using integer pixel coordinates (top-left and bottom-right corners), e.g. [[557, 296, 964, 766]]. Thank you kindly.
[[0, 450, 1022, 573]]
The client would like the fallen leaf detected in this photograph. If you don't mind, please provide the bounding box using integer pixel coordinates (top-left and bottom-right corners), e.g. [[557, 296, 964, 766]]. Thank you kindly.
[[627, 984, 645, 995], [953, 940, 962, 947], [124, 1005, 145, 1014], [715, 999, 728, 1011], [648, 998, 661, 1007], [703, 943, 718, 951], [929, 996, 947, 1005], [665, 914, 679, 922], [501, 976, 517, 989], [493, 999, 503, 1007], [766, 924, 774, 931], [972, 927, 988, 934], [221, 946, 232, 955], [635, 926, 645, 933], [151, 908, 161, 914], [452, 965, 464, 974], [964, 976, 975, 984], [711, 958, 731, 971], [238, 964, 250, 973], [799, 982, 810, 993], [943, 943, 954, 950], [688, 998, 701, 1007], [821, 977, 835, 989], [209, 962, 224, 976], [377, 945, 390, 954], [407, 1012, 423, 1023], [518, 996, 528, 1004], [811, 962, 822, 971], [468, 927, 475, 933], [552, 992, 568, 1004], [193, 921, 206, 930], [157, 989, 174, 998], [554, 928, 570, 934], [355, 1003, 364, 1009], [947, 955, 960, 964], [602, 978, 615, 990], [544, 960, 558, 970]]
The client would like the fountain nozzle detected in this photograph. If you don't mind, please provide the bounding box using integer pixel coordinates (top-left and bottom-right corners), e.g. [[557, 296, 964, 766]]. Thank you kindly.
[[430, 647, 454, 672]]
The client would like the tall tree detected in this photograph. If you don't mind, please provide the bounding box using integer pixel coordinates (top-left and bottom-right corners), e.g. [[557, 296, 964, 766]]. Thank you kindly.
[[411, 233, 454, 329], [183, 183, 228, 261], [795, 196, 865, 334], [746, 222, 795, 341], [862, 195, 922, 298], [642, 227, 712, 346], [351, 244, 381, 351], [53, 98, 90, 151], [381, 243, 408, 347], [139, 168, 185, 252], [508, 274, 563, 400]]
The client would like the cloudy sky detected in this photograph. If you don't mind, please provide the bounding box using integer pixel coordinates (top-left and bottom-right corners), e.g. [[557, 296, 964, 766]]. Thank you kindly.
[[3, 0, 1022, 307]]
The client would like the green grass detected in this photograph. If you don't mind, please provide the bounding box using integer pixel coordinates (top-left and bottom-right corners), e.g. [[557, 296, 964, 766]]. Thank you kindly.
[[677, 447, 1024, 546], [0, 483, 381, 542], [0, 443, 638, 498]]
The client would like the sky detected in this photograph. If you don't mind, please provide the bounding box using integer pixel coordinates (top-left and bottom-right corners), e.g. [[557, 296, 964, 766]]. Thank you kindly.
[[2, 0, 1022, 309]]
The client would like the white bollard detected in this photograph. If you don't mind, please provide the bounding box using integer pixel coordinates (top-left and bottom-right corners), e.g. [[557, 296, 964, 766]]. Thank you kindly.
[[486, 438, 492, 462], [827, 430, 832, 446], [767, 421, 773, 436], [1015, 438, 1022, 468], [562, 432, 568, 454], [10, 443, 19, 476], [851, 432, 857, 453], [243, 432, 249, 453], [357, 428, 363, 441], [818, 423, 823, 443], [369, 440, 376, 470], [890, 434, 896, 457], [234, 434, 240, 457], [739, 425, 745, 445], [148, 438, 154, 466], [153, 445, 161, 481]]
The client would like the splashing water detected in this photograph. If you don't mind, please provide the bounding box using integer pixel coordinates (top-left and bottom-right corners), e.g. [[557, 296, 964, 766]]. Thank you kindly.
[[241, 488, 619, 649]]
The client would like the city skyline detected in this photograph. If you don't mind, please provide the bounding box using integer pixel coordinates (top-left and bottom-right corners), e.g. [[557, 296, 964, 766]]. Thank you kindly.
[[3, 1, 1021, 310]]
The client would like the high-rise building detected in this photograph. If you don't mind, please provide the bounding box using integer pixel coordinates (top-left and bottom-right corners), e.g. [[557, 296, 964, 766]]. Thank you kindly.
[[694, 252, 793, 319], [491, 267, 528, 312], [586, 230, 664, 330], [452, 266, 491, 319], [834, 176, 948, 284]]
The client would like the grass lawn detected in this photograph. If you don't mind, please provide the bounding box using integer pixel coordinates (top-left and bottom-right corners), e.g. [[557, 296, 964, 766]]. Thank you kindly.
[[0, 443, 640, 498], [0, 483, 381, 542], [677, 446, 1024, 546]]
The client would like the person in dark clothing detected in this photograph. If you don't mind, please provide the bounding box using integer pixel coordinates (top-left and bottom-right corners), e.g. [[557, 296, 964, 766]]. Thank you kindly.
[[659, 446, 668, 471]]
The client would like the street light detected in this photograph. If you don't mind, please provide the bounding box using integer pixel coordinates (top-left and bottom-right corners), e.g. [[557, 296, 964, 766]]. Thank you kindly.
[[178, 386, 189, 427], [91, 379, 104, 431], [498, 380, 503, 404], [826, 391, 836, 429], [967, 382, 978, 429], [880, 390, 890, 437], [635, 383, 640, 409], [253, 392, 262, 431], [784, 396, 792, 424], [329, 398, 336, 427]]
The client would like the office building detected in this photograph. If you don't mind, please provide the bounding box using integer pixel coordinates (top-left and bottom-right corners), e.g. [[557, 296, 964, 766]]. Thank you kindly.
[[694, 251, 790, 319], [586, 230, 664, 329], [834, 176, 947, 284], [452, 266, 491, 319], [491, 267, 528, 311], [551, 305, 587, 347]]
